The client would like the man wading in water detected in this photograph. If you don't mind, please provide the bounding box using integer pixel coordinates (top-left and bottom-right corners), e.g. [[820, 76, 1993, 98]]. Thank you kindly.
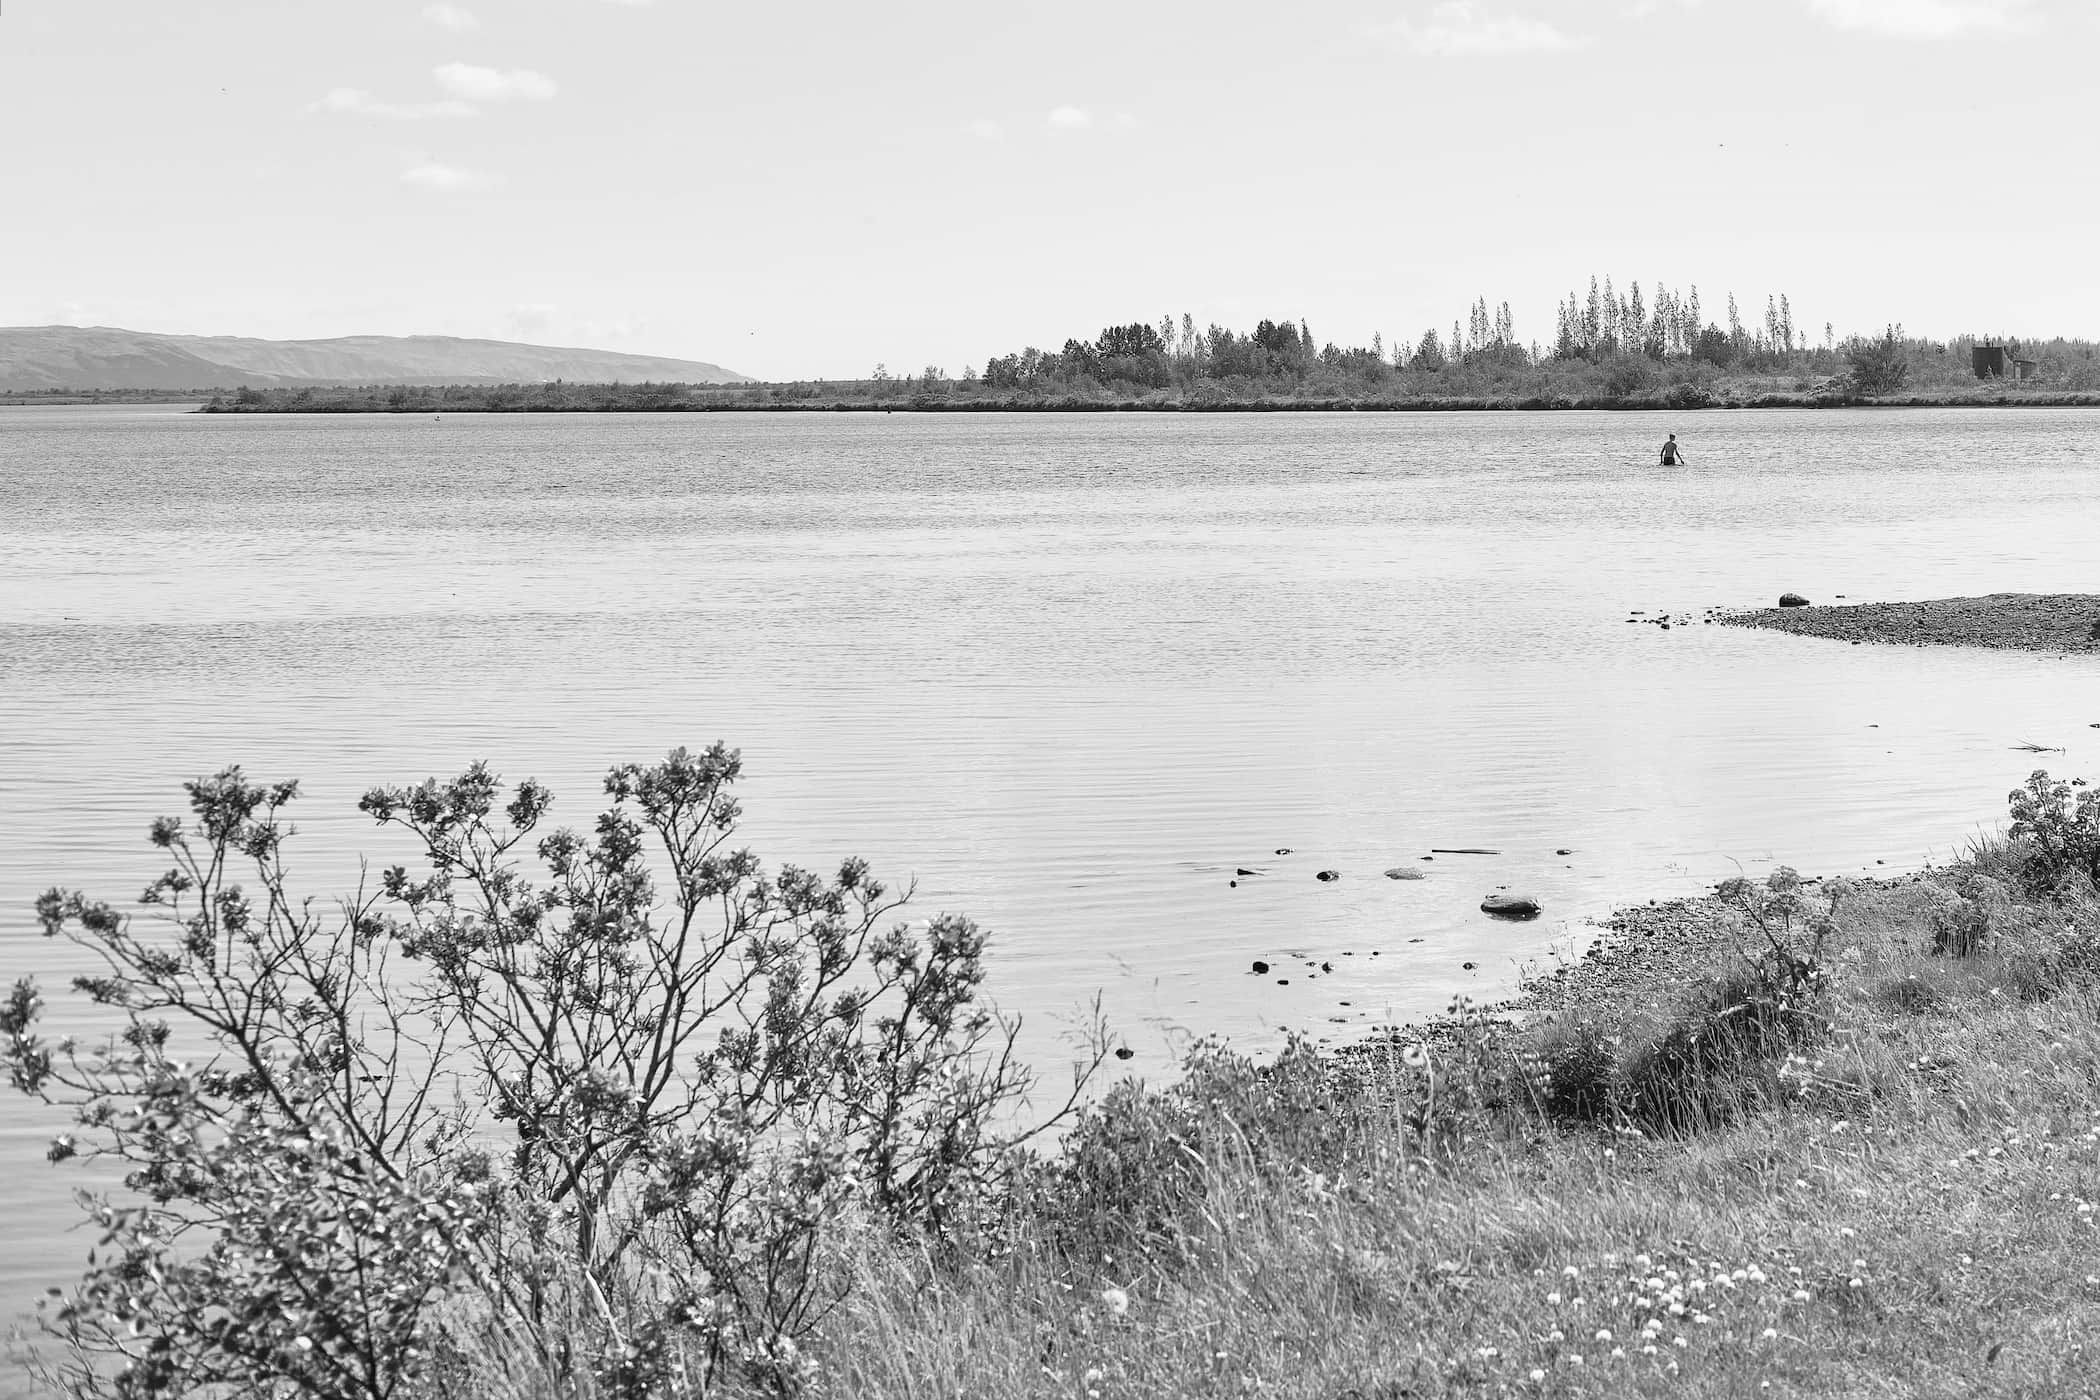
[[1660, 433, 1686, 466]]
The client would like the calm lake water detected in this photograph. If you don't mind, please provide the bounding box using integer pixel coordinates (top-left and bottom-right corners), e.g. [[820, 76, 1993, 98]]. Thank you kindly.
[[3, 404, 2099, 1351]]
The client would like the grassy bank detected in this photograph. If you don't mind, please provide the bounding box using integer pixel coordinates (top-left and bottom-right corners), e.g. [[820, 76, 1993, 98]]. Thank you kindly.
[[13, 769, 2100, 1399]]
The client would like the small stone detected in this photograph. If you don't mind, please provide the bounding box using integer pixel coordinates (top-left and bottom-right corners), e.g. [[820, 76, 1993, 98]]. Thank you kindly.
[[1276, 978, 1290, 985], [1779, 592, 1811, 607], [1251, 960, 1270, 974], [1316, 870, 1341, 882], [1555, 848, 1572, 855], [1321, 961, 1333, 973], [1275, 847, 1292, 855], [1481, 893, 1542, 920], [1113, 1046, 1134, 1060], [1384, 867, 1428, 880], [1462, 961, 1477, 970]]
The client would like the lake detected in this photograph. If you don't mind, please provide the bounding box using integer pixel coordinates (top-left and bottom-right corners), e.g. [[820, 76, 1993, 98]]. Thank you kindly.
[[2, 404, 2098, 1352]]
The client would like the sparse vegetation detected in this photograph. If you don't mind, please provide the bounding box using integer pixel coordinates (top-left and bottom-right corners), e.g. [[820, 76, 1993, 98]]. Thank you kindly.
[[9, 767, 2100, 1397]]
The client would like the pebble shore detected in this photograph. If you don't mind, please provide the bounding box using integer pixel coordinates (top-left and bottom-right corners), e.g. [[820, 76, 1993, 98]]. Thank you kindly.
[[1719, 592, 2100, 653]]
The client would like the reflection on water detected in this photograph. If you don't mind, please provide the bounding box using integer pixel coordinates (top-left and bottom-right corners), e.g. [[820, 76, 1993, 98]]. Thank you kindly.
[[2, 404, 2098, 1329]]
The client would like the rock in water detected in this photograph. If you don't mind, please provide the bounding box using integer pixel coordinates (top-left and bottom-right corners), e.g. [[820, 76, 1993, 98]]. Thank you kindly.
[[1384, 867, 1428, 880], [1778, 592, 1811, 607], [1250, 960, 1270, 974], [1480, 893, 1542, 920], [1316, 870, 1341, 882]]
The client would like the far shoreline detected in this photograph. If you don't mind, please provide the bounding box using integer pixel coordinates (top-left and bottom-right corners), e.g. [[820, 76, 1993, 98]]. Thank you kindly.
[[183, 389, 2100, 415]]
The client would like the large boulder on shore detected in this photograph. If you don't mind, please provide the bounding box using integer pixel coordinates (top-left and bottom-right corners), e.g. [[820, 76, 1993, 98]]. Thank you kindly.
[[1779, 592, 1811, 607], [1480, 893, 1542, 920]]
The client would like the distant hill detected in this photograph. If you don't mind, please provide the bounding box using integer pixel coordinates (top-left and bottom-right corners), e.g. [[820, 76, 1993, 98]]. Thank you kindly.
[[0, 326, 751, 391]]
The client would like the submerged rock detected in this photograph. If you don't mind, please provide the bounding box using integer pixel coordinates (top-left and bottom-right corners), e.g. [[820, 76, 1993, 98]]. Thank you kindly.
[[1480, 893, 1542, 920], [1316, 870, 1341, 882], [1384, 867, 1428, 880]]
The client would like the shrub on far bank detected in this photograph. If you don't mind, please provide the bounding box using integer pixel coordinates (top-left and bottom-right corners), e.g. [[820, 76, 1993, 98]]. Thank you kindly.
[[1844, 325, 1911, 394]]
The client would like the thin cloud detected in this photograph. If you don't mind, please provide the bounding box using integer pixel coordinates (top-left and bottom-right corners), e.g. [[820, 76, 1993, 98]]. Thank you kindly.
[[968, 119, 1005, 141], [311, 87, 476, 119], [421, 3, 479, 31], [1380, 2, 1585, 54], [433, 62, 558, 102], [1804, 0, 2036, 37], [1047, 106, 1092, 129], [402, 161, 499, 191]]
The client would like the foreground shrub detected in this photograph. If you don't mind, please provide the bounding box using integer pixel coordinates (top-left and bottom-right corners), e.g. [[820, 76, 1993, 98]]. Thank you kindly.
[[2006, 769, 2100, 896], [3, 747, 1099, 1399]]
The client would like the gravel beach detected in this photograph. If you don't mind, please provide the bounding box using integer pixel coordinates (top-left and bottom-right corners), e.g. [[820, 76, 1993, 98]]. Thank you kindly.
[[1720, 592, 2100, 653], [1350, 872, 1930, 1060]]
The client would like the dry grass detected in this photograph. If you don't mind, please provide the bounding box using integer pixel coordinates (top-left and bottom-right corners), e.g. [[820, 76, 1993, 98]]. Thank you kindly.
[[795, 867, 2100, 1399]]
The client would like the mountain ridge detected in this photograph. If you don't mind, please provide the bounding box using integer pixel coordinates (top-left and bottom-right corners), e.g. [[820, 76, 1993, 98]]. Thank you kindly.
[[0, 325, 751, 391]]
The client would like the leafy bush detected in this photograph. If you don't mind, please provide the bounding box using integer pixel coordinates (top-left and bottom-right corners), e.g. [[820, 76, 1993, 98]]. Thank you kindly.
[[1929, 873, 2012, 956], [1601, 355, 1656, 398], [1845, 325, 1910, 394], [1615, 870, 1842, 1133], [2006, 769, 2100, 896], [4, 748, 1099, 1399], [1518, 1016, 1618, 1123]]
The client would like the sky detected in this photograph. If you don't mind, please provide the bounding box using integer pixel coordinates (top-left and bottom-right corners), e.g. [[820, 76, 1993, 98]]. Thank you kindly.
[[2, 0, 2095, 380]]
